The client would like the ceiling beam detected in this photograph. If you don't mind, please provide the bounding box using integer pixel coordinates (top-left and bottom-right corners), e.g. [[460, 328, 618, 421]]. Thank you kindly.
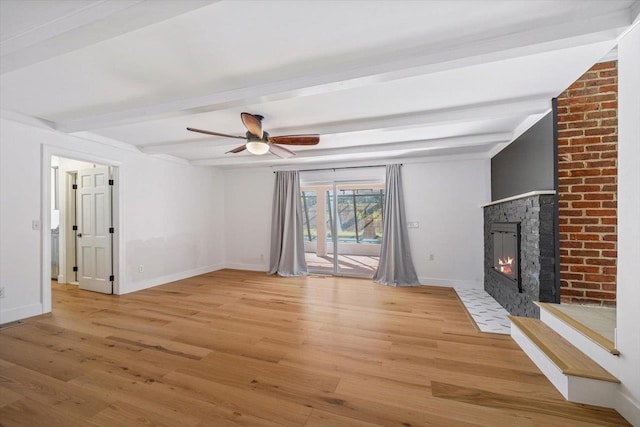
[[0, 0, 216, 74], [140, 95, 550, 155], [55, 8, 632, 133], [190, 132, 511, 167]]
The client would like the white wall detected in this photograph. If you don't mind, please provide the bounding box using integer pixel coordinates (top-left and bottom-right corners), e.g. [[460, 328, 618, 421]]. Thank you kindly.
[[403, 159, 490, 288], [614, 22, 640, 426], [0, 118, 225, 323], [223, 168, 274, 271], [222, 159, 490, 288]]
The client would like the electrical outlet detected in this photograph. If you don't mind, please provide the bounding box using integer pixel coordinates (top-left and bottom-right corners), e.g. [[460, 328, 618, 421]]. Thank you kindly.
[[429, 254, 435, 261], [0, 287, 5, 298], [138, 265, 144, 273], [260, 254, 264, 261]]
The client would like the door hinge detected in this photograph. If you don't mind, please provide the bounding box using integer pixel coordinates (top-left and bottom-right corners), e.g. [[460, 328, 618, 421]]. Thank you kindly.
[[109, 227, 114, 234], [108, 179, 114, 186], [72, 225, 78, 231], [73, 266, 78, 272], [109, 275, 115, 282], [72, 184, 78, 190]]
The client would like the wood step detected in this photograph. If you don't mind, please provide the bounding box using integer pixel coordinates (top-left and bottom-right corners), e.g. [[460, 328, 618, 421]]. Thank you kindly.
[[536, 302, 619, 355], [508, 316, 619, 383]]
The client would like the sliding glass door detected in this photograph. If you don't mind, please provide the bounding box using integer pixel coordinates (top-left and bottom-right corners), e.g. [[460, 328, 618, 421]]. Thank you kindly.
[[301, 180, 384, 278]]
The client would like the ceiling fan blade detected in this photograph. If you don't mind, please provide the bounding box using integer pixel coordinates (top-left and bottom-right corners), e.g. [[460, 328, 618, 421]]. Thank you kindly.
[[269, 143, 296, 159], [268, 135, 320, 145], [240, 112, 263, 139], [226, 144, 247, 154], [187, 127, 246, 140]]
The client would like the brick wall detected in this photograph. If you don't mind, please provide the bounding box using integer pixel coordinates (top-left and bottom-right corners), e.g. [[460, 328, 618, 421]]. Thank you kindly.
[[557, 60, 618, 306]]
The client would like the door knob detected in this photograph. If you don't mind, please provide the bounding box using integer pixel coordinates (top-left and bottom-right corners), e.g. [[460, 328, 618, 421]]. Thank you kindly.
[[77, 233, 82, 238]]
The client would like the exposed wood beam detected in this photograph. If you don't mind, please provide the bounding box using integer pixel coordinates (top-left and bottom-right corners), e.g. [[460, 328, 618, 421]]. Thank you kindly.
[[55, 8, 631, 133], [0, 0, 216, 74], [140, 96, 550, 155], [190, 133, 511, 167]]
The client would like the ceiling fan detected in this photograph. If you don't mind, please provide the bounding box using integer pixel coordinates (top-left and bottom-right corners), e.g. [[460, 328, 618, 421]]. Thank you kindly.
[[186, 113, 320, 158]]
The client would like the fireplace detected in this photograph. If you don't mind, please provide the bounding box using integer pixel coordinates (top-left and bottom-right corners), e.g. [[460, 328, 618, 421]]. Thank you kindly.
[[484, 193, 559, 318], [491, 222, 520, 289]]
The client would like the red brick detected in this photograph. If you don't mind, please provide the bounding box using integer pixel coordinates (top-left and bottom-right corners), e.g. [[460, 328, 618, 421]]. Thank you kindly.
[[583, 193, 614, 200], [584, 226, 615, 233], [568, 218, 598, 225], [599, 70, 617, 78], [586, 209, 616, 216], [562, 289, 585, 297], [558, 130, 584, 138], [590, 61, 617, 71], [570, 265, 600, 273], [558, 146, 585, 154], [585, 258, 616, 266], [571, 185, 600, 192], [586, 160, 616, 168], [584, 274, 616, 283], [585, 144, 616, 152], [599, 85, 618, 93], [583, 178, 615, 185], [569, 103, 600, 113], [572, 201, 601, 209], [570, 152, 600, 160], [584, 242, 615, 250], [585, 110, 616, 119], [570, 169, 602, 177], [570, 250, 600, 257], [585, 127, 616, 136], [584, 291, 616, 300]]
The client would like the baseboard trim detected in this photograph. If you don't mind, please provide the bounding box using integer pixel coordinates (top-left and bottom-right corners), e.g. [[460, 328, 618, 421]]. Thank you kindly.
[[616, 389, 640, 427], [418, 276, 482, 289], [224, 263, 269, 272], [119, 263, 226, 295], [0, 303, 43, 324]]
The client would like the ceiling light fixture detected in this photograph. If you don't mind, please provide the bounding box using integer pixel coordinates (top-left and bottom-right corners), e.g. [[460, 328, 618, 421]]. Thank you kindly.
[[245, 141, 270, 155]]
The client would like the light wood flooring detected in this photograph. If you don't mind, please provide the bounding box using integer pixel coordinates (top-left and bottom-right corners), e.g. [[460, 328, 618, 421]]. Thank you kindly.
[[0, 270, 630, 426]]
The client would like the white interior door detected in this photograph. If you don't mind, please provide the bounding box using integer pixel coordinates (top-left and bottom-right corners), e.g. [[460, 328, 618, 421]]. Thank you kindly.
[[77, 166, 112, 294]]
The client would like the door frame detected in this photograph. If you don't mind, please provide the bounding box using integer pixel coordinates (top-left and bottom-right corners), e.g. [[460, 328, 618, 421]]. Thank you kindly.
[[41, 145, 123, 312]]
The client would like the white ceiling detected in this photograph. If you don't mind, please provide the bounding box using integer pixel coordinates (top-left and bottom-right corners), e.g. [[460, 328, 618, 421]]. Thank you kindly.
[[1, 0, 638, 168]]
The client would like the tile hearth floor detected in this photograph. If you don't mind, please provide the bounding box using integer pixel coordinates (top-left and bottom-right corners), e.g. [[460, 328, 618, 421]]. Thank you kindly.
[[454, 287, 511, 335]]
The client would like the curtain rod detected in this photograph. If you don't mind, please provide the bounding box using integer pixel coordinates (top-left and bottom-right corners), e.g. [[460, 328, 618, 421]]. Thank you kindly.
[[272, 164, 401, 173]]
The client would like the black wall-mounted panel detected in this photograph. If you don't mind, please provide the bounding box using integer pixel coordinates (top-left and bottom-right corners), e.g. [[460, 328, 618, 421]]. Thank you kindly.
[[491, 110, 555, 201]]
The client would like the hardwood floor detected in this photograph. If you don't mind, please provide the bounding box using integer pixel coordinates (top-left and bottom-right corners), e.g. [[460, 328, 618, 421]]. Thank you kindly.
[[0, 270, 630, 426]]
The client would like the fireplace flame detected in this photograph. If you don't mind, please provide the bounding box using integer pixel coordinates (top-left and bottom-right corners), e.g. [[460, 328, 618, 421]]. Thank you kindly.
[[498, 256, 514, 275]]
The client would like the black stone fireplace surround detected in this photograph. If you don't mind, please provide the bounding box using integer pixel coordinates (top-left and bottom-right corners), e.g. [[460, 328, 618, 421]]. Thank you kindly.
[[484, 193, 559, 318]]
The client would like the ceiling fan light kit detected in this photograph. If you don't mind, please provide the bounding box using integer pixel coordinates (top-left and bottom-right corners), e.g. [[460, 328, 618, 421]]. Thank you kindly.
[[246, 141, 270, 155], [187, 112, 320, 158]]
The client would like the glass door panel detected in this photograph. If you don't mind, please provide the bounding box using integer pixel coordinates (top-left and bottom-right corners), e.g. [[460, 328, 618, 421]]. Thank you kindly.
[[335, 183, 384, 278], [301, 187, 334, 274]]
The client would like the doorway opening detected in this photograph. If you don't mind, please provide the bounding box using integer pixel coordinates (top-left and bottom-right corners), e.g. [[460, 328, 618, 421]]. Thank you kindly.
[[48, 155, 118, 301], [301, 181, 384, 278]]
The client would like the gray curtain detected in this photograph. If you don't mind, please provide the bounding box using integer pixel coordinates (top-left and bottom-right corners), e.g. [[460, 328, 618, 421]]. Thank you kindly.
[[268, 171, 308, 276], [373, 164, 420, 286]]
